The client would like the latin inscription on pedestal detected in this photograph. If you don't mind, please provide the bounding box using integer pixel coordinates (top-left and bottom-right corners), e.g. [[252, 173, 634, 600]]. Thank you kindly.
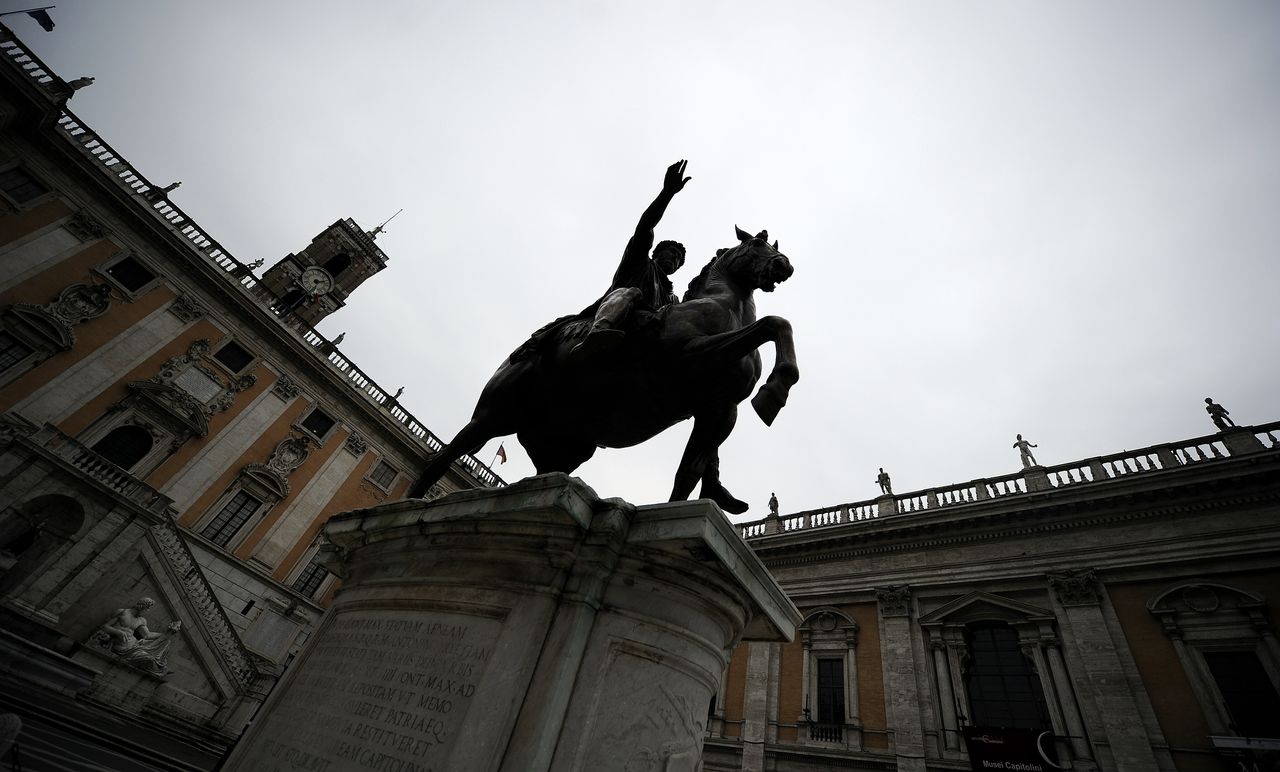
[[248, 608, 499, 772]]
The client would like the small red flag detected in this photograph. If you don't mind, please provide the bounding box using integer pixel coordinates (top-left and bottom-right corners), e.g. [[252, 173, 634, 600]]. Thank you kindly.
[[495, 443, 507, 464]]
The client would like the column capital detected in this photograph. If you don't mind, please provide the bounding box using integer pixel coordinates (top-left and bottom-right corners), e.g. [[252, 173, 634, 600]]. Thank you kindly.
[[876, 585, 912, 617], [1048, 568, 1103, 606]]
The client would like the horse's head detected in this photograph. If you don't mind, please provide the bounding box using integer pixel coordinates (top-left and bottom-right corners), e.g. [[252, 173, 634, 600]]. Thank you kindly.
[[683, 226, 794, 301], [728, 225, 793, 293]]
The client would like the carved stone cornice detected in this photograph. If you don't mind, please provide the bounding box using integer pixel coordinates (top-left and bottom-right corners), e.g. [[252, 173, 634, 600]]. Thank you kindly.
[[1048, 569, 1103, 607]]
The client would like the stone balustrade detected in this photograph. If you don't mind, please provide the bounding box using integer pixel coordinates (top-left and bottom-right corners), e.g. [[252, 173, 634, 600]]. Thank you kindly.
[[741, 421, 1280, 540], [0, 27, 501, 491], [31, 425, 173, 514]]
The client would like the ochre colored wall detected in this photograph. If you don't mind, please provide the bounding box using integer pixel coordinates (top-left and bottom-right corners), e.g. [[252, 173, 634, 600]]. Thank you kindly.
[[59, 318, 222, 437], [0, 244, 176, 413], [1108, 571, 1280, 772], [234, 426, 349, 560], [176, 397, 313, 528], [271, 451, 390, 580], [850, 602, 889, 750], [722, 643, 749, 738], [776, 638, 804, 741], [0, 198, 70, 246]]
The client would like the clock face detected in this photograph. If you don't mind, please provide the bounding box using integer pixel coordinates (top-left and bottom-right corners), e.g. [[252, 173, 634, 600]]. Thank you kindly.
[[299, 266, 334, 296]]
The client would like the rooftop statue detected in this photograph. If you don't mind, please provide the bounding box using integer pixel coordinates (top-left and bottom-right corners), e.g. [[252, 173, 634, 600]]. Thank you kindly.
[[1205, 397, 1235, 431], [409, 161, 797, 514], [1013, 434, 1039, 469]]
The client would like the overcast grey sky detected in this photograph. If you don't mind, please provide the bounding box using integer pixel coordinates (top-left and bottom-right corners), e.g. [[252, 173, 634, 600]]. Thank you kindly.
[[16, 1, 1279, 519]]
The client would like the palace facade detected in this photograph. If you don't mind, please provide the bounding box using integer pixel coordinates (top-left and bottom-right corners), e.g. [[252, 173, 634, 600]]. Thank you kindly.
[[0, 21, 499, 768], [709, 423, 1280, 772], [2, 20, 1278, 772]]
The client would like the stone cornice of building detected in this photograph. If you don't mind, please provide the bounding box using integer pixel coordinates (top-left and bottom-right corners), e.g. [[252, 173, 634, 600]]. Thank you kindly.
[[750, 446, 1280, 573], [0, 25, 499, 491]]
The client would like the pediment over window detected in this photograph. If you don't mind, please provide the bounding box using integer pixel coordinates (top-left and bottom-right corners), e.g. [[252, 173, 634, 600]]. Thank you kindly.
[[126, 381, 209, 437], [240, 464, 290, 500], [919, 591, 1055, 627], [6, 304, 74, 351], [1148, 581, 1264, 615], [799, 607, 858, 632]]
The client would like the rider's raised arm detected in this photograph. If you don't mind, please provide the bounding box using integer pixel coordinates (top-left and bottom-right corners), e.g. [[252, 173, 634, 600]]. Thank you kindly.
[[612, 160, 690, 286]]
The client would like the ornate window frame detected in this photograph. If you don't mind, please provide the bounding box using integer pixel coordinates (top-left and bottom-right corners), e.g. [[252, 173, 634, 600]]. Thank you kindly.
[[920, 591, 1092, 764], [796, 607, 861, 748], [365, 458, 400, 492], [1148, 581, 1280, 741], [1, 281, 113, 382], [297, 403, 339, 445], [286, 541, 336, 600], [195, 466, 289, 552], [91, 251, 162, 301], [0, 162, 55, 211]]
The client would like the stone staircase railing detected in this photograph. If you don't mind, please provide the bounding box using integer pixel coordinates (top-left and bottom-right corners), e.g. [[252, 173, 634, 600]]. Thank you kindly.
[[149, 515, 258, 688]]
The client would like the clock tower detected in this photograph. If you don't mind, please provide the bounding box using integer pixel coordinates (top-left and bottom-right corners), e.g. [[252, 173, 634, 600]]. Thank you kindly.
[[260, 218, 390, 326]]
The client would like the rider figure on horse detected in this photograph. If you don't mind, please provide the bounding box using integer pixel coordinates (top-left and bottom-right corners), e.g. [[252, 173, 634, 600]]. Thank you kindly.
[[570, 160, 691, 359]]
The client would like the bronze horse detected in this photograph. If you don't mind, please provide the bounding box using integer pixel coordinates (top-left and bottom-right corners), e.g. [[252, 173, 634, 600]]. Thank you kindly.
[[408, 227, 798, 514]]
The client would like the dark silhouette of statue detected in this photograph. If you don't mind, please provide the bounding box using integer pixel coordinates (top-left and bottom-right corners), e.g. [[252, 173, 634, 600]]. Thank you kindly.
[[1013, 434, 1039, 468], [1205, 397, 1235, 430], [768, 492, 779, 516], [408, 162, 798, 514], [572, 160, 689, 359], [876, 467, 893, 495]]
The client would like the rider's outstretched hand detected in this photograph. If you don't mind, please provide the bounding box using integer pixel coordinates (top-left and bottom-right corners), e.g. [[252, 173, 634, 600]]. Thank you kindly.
[[663, 159, 692, 194]]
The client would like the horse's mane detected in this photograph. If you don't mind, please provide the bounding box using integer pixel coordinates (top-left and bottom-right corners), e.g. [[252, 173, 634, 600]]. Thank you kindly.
[[682, 247, 731, 301]]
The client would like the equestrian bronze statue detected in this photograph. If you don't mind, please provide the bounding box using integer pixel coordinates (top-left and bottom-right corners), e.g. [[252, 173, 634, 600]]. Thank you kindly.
[[408, 161, 798, 514]]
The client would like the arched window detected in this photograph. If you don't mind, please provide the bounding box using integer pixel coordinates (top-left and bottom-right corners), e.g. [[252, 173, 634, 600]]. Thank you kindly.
[[323, 252, 351, 277], [0, 495, 85, 582], [965, 623, 1053, 730], [90, 425, 153, 471]]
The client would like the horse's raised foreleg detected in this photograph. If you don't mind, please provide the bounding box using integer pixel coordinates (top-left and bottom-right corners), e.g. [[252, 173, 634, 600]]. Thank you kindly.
[[680, 315, 799, 426], [748, 316, 798, 426], [670, 405, 748, 514]]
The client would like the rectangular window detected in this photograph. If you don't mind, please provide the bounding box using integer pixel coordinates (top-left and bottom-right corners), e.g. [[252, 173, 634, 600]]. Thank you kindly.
[[201, 490, 263, 547], [292, 555, 331, 597], [816, 658, 845, 725], [1204, 650, 1280, 738], [369, 460, 397, 489], [213, 340, 254, 374], [301, 407, 336, 439], [0, 331, 34, 372], [0, 166, 50, 204], [103, 255, 156, 292]]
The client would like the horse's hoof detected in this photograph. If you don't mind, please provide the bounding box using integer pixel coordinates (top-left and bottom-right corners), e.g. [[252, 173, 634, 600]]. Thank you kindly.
[[701, 484, 749, 515], [751, 389, 784, 426]]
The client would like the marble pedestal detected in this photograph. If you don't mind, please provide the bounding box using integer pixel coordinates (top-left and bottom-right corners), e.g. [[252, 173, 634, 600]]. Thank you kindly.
[[225, 473, 800, 772]]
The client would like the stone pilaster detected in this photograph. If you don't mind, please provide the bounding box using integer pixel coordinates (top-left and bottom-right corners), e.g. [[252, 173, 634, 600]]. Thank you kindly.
[[1049, 569, 1159, 772], [877, 585, 926, 772]]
